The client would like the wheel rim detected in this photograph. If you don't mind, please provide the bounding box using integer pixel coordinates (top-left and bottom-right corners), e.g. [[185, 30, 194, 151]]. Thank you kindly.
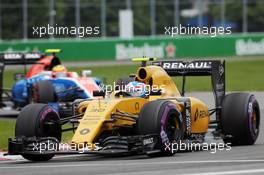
[[250, 109, 259, 136], [40, 108, 61, 140], [248, 96, 260, 140], [166, 113, 181, 142]]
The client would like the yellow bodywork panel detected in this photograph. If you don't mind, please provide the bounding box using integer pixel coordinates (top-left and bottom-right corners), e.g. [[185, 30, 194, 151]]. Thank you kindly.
[[168, 97, 209, 133], [72, 98, 148, 144], [188, 97, 209, 133]]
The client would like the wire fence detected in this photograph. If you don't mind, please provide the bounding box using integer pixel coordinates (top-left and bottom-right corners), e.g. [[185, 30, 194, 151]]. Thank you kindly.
[[0, 0, 263, 40]]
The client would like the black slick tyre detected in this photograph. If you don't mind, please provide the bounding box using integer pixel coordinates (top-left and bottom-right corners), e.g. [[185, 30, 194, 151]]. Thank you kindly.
[[137, 100, 184, 156], [221, 93, 260, 146], [15, 103, 61, 161]]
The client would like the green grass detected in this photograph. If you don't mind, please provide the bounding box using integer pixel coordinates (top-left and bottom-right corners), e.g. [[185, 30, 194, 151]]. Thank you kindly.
[[0, 120, 15, 150], [0, 120, 74, 150], [1, 59, 264, 150]]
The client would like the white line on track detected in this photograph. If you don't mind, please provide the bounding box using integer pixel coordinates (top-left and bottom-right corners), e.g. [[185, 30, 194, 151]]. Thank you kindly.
[[181, 168, 264, 175], [0, 159, 264, 169], [0, 154, 88, 164]]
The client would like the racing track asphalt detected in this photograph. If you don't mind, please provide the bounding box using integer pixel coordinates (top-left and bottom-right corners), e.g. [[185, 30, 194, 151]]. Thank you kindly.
[[0, 92, 264, 175]]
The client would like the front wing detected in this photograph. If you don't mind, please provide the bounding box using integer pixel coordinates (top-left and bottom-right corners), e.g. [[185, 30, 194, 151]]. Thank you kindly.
[[7, 135, 159, 157]]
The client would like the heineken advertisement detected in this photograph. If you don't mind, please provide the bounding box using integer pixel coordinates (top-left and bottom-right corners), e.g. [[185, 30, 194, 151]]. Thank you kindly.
[[0, 33, 264, 61], [235, 38, 264, 56]]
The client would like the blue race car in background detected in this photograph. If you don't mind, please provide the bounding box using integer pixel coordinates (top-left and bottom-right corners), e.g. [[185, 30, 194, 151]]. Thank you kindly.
[[0, 50, 102, 117], [12, 67, 102, 116]]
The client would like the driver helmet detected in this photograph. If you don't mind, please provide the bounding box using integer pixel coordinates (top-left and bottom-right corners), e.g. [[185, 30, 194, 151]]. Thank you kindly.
[[52, 65, 67, 78], [125, 81, 148, 97]]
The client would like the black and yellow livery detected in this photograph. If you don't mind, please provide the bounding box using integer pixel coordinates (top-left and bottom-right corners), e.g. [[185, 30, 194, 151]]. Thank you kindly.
[[7, 58, 260, 161]]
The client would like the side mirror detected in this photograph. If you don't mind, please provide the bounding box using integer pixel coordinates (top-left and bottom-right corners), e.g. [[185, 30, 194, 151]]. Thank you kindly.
[[129, 74, 136, 78], [14, 73, 25, 81], [93, 90, 105, 97], [149, 89, 162, 96], [82, 70, 92, 77]]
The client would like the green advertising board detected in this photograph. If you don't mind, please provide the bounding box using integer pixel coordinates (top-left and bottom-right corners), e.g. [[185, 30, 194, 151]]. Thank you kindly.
[[0, 33, 264, 61]]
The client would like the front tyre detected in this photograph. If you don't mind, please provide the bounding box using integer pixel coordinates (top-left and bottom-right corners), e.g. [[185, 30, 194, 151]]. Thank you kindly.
[[137, 100, 184, 156], [221, 93, 260, 146], [15, 104, 61, 161]]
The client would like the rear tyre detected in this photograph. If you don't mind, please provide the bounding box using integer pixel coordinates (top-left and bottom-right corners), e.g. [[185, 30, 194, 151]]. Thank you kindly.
[[32, 80, 56, 103], [221, 93, 260, 146], [137, 100, 184, 156], [15, 104, 61, 161]]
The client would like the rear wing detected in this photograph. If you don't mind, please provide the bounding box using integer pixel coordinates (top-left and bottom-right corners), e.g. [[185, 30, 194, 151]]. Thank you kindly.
[[0, 52, 43, 65], [0, 52, 43, 106], [152, 60, 225, 109]]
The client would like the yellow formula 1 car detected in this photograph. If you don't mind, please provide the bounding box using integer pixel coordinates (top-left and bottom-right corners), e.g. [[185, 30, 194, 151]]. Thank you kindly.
[[7, 58, 260, 161]]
